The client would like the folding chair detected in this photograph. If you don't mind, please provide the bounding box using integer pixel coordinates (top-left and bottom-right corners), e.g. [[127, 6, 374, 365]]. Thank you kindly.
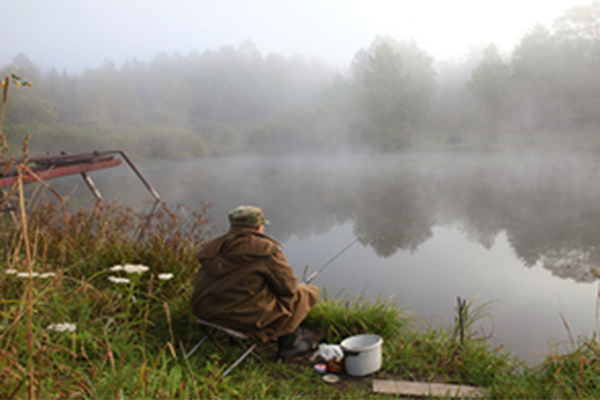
[[185, 319, 262, 378]]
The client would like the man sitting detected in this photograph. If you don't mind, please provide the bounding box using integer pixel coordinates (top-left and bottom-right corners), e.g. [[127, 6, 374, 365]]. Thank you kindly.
[[190, 205, 321, 358]]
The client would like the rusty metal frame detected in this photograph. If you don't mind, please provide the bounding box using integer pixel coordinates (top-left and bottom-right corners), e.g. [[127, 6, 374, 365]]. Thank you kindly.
[[1, 150, 162, 240], [0, 150, 161, 202]]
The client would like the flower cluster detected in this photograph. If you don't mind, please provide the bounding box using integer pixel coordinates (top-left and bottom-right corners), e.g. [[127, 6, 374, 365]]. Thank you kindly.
[[2, 73, 33, 88], [17, 272, 39, 278], [5, 270, 56, 279], [47, 323, 76, 333], [107, 263, 174, 284], [110, 264, 149, 274], [108, 276, 130, 284], [158, 273, 173, 281]]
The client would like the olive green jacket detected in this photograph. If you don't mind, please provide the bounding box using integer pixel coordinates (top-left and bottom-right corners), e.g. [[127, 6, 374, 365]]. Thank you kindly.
[[190, 226, 319, 343]]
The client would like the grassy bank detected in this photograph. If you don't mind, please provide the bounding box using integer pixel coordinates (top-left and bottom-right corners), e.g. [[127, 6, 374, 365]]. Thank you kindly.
[[2, 200, 600, 399]]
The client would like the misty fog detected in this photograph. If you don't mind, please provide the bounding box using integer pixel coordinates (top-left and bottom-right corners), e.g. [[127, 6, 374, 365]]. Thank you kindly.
[[2, 2, 600, 158]]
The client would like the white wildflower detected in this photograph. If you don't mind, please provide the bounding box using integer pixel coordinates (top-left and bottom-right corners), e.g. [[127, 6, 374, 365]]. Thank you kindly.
[[123, 264, 149, 274], [17, 272, 40, 278], [108, 275, 130, 284], [39, 272, 57, 278], [109, 265, 124, 271], [5, 269, 17, 275], [47, 323, 76, 333], [158, 273, 174, 281]]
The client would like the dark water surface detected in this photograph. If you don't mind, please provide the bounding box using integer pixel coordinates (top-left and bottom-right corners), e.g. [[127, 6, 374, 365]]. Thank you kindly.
[[67, 151, 600, 363]]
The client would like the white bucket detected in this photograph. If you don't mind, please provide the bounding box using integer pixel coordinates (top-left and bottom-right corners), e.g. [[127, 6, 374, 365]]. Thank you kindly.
[[340, 334, 383, 377]]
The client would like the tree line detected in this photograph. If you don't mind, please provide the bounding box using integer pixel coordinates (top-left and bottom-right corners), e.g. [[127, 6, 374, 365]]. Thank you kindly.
[[2, 2, 600, 158]]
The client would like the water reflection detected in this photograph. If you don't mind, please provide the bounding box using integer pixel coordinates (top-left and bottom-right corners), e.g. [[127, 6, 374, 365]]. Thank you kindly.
[[54, 151, 600, 284], [130, 152, 600, 284]]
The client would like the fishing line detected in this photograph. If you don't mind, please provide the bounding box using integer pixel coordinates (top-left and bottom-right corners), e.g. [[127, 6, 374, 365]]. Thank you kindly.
[[302, 232, 368, 284]]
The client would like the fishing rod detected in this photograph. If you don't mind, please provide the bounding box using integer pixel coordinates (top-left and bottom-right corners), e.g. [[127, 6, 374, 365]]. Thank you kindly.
[[302, 232, 368, 284]]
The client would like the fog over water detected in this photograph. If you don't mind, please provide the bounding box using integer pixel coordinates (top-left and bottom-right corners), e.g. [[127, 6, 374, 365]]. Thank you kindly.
[[53, 150, 600, 363]]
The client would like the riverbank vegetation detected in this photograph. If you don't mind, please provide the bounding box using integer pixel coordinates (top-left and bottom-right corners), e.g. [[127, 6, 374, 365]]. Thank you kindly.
[[2, 199, 600, 399], [2, 2, 600, 159]]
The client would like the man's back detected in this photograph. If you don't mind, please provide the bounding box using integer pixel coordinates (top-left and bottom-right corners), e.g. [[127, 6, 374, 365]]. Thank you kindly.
[[190, 225, 318, 344]]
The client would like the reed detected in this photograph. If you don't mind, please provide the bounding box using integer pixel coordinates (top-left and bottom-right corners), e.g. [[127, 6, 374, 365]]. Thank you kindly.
[[305, 289, 407, 343], [0, 194, 212, 398]]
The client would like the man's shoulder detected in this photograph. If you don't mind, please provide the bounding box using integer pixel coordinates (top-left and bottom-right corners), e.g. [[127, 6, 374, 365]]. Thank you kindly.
[[237, 230, 282, 256], [199, 228, 282, 258], [253, 231, 283, 248], [197, 234, 227, 259]]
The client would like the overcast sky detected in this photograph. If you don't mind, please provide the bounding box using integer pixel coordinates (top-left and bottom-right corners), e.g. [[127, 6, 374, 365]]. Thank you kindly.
[[1, 0, 593, 72]]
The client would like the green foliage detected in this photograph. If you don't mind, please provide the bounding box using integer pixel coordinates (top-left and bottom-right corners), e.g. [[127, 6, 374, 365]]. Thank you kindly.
[[4, 200, 215, 277], [0, 45, 345, 156], [528, 339, 600, 399], [305, 290, 407, 343], [452, 296, 499, 346], [5, 96, 57, 125], [124, 125, 217, 159], [0, 199, 213, 398], [245, 107, 340, 155], [190, 117, 240, 153]]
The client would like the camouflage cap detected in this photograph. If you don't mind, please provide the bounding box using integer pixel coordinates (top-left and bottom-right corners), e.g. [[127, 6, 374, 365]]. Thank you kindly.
[[228, 205, 270, 228]]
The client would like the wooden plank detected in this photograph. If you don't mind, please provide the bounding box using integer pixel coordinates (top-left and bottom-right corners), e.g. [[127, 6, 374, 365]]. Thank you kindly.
[[372, 379, 485, 398]]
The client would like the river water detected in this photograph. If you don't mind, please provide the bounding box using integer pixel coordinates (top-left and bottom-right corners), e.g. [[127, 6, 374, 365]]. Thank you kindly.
[[60, 151, 600, 363]]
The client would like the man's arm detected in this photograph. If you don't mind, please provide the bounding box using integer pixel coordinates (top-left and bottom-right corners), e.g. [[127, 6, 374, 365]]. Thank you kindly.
[[264, 248, 300, 296]]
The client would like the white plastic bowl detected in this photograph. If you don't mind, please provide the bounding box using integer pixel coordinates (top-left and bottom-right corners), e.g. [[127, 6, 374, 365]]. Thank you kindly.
[[340, 334, 383, 376]]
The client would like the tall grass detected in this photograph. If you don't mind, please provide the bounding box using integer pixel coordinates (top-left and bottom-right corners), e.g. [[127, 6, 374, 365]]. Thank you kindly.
[[306, 289, 408, 343], [0, 183, 216, 398]]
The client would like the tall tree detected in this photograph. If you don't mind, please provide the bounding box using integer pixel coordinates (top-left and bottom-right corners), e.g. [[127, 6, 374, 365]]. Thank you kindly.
[[552, 2, 600, 127], [511, 25, 562, 129], [351, 36, 436, 151], [554, 2, 600, 49], [468, 44, 512, 125]]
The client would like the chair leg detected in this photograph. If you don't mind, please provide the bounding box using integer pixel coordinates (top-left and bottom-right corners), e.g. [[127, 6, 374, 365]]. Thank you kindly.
[[221, 342, 258, 378], [231, 337, 262, 362], [185, 328, 215, 359]]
